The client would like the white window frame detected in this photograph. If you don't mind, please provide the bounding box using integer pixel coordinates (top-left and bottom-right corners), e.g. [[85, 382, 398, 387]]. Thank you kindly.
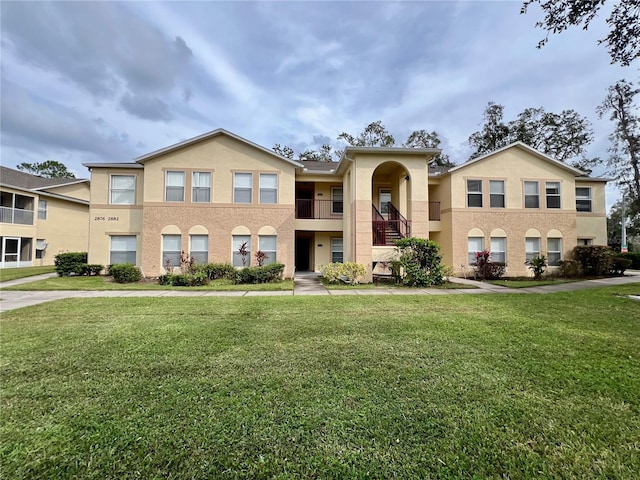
[[489, 180, 505, 208], [165, 171, 185, 202], [546, 182, 561, 209], [259, 173, 278, 204], [38, 200, 47, 220], [467, 180, 483, 208], [525, 237, 541, 262], [490, 237, 506, 264], [524, 181, 540, 208], [547, 238, 562, 266], [189, 235, 208, 265], [576, 187, 592, 212], [258, 235, 277, 265], [232, 235, 251, 267], [468, 237, 484, 264], [234, 173, 253, 204], [331, 237, 343, 263], [192, 172, 211, 203], [110, 235, 137, 265], [109, 174, 136, 205], [162, 234, 182, 268], [331, 187, 343, 215]]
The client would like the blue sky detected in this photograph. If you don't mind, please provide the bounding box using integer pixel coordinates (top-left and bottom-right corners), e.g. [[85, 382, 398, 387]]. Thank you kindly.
[[1, 1, 634, 207]]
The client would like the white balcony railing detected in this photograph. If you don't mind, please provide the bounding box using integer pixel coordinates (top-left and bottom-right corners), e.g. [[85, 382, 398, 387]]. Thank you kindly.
[[0, 206, 35, 225]]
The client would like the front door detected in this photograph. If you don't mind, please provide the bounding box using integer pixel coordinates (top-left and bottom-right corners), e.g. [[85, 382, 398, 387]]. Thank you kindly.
[[295, 236, 311, 271], [380, 188, 391, 217]]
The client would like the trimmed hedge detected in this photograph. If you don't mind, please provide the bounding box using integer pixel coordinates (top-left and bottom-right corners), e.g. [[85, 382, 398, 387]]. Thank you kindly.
[[158, 272, 208, 286], [192, 263, 236, 280], [109, 263, 142, 283], [234, 263, 285, 284], [620, 252, 640, 269], [54, 252, 88, 276], [573, 245, 612, 276]]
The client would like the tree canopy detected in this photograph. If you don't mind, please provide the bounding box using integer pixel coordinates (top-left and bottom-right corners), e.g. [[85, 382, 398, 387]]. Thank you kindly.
[[521, 0, 640, 66], [468, 102, 594, 166], [17, 160, 75, 178], [597, 79, 640, 206]]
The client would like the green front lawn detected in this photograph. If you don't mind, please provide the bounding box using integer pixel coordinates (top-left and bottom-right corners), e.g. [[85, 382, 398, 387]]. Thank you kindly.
[[0, 266, 55, 282], [487, 278, 578, 288], [2, 285, 639, 478], [3, 275, 294, 291]]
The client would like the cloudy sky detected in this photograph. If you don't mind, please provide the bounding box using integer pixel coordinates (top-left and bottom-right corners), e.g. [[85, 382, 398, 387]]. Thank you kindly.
[[1, 1, 634, 206]]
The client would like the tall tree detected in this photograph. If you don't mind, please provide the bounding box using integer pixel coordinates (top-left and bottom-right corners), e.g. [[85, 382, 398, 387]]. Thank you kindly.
[[607, 197, 640, 250], [521, 0, 640, 66], [337, 120, 395, 148], [298, 144, 334, 162], [468, 102, 594, 164], [17, 160, 75, 178], [272, 144, 294, 160], [403, 130, 455, 167], [597, 79, 640, 206]]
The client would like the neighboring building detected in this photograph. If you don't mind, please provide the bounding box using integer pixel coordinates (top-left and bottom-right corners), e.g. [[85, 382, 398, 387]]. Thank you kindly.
[[84, 130, 608, 280], [0, 166, 90, 268]]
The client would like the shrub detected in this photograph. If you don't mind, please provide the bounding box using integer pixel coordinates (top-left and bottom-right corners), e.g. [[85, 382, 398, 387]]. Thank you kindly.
[[620, 252, 640, 269], [321, 262, 367, 285], [556, 259, 582, 278], [109, 263, 142, 283], [526, 255, 547, 280], [472, 249, 506, 280], [573, 245, 612, 276], [193, 263, 236, 280], [54, 252, 88, 276], [609, 255, 632, 275], [394, 238, 444, 287], [77, 264, 104, 276], [158, 272, 208, 286], [234, 263, 285, 284]]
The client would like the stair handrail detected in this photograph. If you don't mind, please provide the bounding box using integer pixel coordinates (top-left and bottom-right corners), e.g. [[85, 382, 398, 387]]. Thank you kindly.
[[387, 203, 410, 238]]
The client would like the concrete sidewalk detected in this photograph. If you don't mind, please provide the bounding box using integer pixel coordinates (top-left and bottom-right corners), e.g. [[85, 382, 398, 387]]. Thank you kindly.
[[1, 271, 639, 313]]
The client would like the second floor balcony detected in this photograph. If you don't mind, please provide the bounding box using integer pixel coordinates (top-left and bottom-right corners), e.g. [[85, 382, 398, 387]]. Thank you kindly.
[[0, 206, 35, 225], [296, 199, 343, 219]]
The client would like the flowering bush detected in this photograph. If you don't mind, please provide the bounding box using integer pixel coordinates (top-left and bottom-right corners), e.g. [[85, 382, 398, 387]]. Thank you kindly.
[[321, 262, 367, 284]]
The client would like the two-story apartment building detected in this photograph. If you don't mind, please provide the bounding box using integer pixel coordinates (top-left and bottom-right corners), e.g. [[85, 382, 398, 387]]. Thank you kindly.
[[0, 167, 90, 268], [84, 129, 607, 280]]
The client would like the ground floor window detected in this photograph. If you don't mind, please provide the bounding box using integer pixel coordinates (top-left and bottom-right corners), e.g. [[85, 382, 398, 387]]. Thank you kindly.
[[490, 237, 506, 263], [331, 238, 343, 263], [162, 234, 181, 268], [189, 235, 208, 265], [547, 238, 562, 266], [468, 237, 484, 264], [110, 235, 136, 264], [577, 238, 593, 246], [525, 237, 541, 262], [259, 235, 277, 265], [233, 235, 251, 267]]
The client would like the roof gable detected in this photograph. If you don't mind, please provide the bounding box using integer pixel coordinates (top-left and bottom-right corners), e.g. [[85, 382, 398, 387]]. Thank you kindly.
[[447, 142, 586, 176], [134, 129, 303, 168]]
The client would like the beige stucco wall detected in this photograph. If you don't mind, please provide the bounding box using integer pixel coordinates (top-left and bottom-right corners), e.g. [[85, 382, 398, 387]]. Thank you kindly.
[[88, 168, 144, 206], [36, 197, 90, 264], [44, 182, 91, 202], [141, 135, 296, 205], [312, 231, 343, 272]]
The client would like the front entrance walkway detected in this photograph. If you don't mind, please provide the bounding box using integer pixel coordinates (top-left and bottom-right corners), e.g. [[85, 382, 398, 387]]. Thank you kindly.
[[294, 271, 329, 295]]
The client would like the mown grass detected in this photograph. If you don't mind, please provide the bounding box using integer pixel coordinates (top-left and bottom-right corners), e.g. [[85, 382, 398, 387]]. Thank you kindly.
[[0, 266, 55, 282], [2, 285, 640, 479], [487, 278, 578, 288], [3, 275, 294, 291]]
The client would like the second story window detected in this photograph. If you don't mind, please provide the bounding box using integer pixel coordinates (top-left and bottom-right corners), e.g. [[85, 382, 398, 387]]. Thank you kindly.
[[234, 173, 253, 203], [38, 200, 47, 220], [332, 187, 343, 214], [165, 171, 185, 202], [524, 181, 539, 208], [576, 187, 592, 212], [192, 172, 211, 203], [259, 173, 278, 204], [467, 180, 483, 207], [546, 182, 561, 209], [110, 174, 135, 205], [489, 180, 505, 208]]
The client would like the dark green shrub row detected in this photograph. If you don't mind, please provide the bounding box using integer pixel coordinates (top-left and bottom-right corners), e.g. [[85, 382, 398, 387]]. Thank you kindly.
[[158, 272, 208, 286], [234, 263, 284, 284], [192, 263, 236, 280], [77, 264, 104, 276], [54, 252, 88, 276], [109, 263, 142, 283], [620, 252, 640, 269], [573, 246, 612, 276], [609, 256, 633, 275]]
